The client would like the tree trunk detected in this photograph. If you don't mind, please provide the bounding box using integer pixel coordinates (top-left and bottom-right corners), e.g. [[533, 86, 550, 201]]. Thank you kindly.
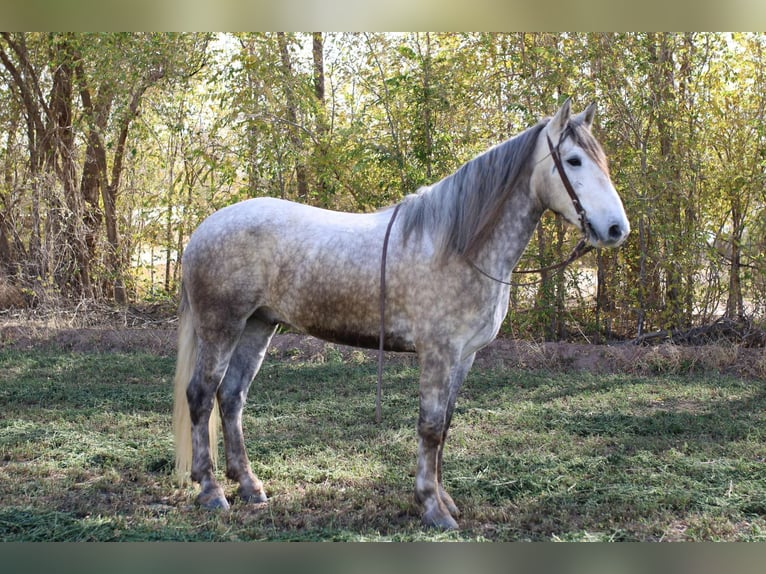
[[0, 107, 21, 271], [725, 193, 745, 318], [312, 32, 325, 104], [312, 32, 330, 202], [50, 35, 94, 297], [78, 55, 164, 305], [277, 32, 309, 200], [648, 33, 685, 329], [77, 78, 113, 299], [416, 32, 434, 181]]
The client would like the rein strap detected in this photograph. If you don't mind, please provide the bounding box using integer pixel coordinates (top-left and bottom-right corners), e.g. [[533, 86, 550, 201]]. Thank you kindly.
[[377, 202, 402, 423], [469, 238, 593, 286]]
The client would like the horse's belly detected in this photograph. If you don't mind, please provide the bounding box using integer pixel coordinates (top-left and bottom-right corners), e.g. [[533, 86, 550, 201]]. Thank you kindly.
[[303, 325, 416, 353], [271, 253, 416, 352], [273, 292, 416, 352]]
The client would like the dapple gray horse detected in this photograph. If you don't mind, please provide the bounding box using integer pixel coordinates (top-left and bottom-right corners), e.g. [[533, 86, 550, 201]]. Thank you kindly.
[[173, 100, 630, 529]]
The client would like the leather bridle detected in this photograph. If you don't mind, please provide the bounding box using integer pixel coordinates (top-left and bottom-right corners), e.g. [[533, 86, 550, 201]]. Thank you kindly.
[[468, 130, 596, 285], [546, 131, 593, 241]]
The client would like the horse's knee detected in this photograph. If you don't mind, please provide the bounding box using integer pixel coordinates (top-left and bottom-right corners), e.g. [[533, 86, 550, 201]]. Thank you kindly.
[[418, 407, 447, 443]]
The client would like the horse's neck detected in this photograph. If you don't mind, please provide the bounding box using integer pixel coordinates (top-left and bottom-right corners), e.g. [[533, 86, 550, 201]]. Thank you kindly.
[[472, 186, 544, 280]]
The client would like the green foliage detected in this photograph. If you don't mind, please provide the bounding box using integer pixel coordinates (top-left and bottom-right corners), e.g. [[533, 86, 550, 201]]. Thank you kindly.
[[2, 33, 766, 339]]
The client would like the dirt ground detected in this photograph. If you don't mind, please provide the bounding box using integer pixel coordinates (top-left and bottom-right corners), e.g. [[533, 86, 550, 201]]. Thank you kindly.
[[1, 307, 764, 380]]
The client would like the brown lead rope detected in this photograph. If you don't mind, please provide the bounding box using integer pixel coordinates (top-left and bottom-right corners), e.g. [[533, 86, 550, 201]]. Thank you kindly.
[[468, 237, 594, 287], [377, 202, 402, 423]]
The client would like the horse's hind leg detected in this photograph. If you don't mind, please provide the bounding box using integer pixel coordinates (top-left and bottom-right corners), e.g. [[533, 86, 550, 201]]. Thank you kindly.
[[217, 316, 277, 503], [188, 329, 242, 509]]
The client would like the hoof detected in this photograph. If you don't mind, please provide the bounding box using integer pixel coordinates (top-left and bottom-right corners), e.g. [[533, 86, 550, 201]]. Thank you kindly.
[[196, 487, 230, 510], [198, 496, 230, 510], [422, 508, 459, 531], [239, 487, 268, 504]]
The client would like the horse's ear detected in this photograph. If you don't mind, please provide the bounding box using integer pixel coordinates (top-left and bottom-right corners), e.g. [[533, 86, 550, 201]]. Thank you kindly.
[[548, 98, 571, 141], [574, 102, 597, 130]]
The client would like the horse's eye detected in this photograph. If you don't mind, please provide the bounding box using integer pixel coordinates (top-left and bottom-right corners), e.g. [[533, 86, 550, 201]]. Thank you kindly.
[[566, 156, 582, 167]]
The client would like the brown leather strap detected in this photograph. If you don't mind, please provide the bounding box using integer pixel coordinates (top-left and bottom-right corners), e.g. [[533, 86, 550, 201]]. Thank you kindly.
[[377, 202, 402, 423], [469, 237, 594, 286], [546, 132, 592, 238]]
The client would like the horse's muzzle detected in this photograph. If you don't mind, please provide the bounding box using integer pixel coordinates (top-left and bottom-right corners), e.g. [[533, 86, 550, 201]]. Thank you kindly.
[[587, 218, 630, 248]]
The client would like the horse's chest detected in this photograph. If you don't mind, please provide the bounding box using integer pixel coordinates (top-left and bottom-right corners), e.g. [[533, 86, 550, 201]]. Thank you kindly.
[[459, 287, 510, 356]]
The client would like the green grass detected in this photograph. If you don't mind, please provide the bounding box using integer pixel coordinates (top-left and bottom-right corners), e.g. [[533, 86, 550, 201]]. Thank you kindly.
[[1, 346, 766, 541]]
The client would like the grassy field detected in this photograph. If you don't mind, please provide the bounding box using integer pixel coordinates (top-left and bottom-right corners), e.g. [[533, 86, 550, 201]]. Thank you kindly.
[[1, 343, 766, 541]]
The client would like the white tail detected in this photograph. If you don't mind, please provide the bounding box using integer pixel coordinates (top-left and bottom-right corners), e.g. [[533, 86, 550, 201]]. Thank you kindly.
[[172, 284, 219, 486]]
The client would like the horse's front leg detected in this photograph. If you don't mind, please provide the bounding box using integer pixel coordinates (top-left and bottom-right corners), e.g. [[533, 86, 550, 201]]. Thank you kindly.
[[415, 350, 459, 530], [436, 352, 476, 520]]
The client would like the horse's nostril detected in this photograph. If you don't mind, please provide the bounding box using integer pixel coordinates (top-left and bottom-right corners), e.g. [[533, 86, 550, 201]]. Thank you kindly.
[[608, 224, 623, 240]]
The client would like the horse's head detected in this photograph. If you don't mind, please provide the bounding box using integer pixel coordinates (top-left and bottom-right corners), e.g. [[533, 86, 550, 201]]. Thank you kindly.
[[532, 99, 630, 248]]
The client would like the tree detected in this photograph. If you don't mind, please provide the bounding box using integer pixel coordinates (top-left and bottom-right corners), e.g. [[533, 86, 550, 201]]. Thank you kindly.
[[0, 33, 85, 296], [705, 34, 766, 319], [0, 32, 210, 303], [2, 32, 766, 340]]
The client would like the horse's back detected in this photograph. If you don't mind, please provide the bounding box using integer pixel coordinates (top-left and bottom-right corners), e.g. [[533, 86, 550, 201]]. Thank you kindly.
[[187, 197, 383, 250], [182, 197, 391, 336]]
